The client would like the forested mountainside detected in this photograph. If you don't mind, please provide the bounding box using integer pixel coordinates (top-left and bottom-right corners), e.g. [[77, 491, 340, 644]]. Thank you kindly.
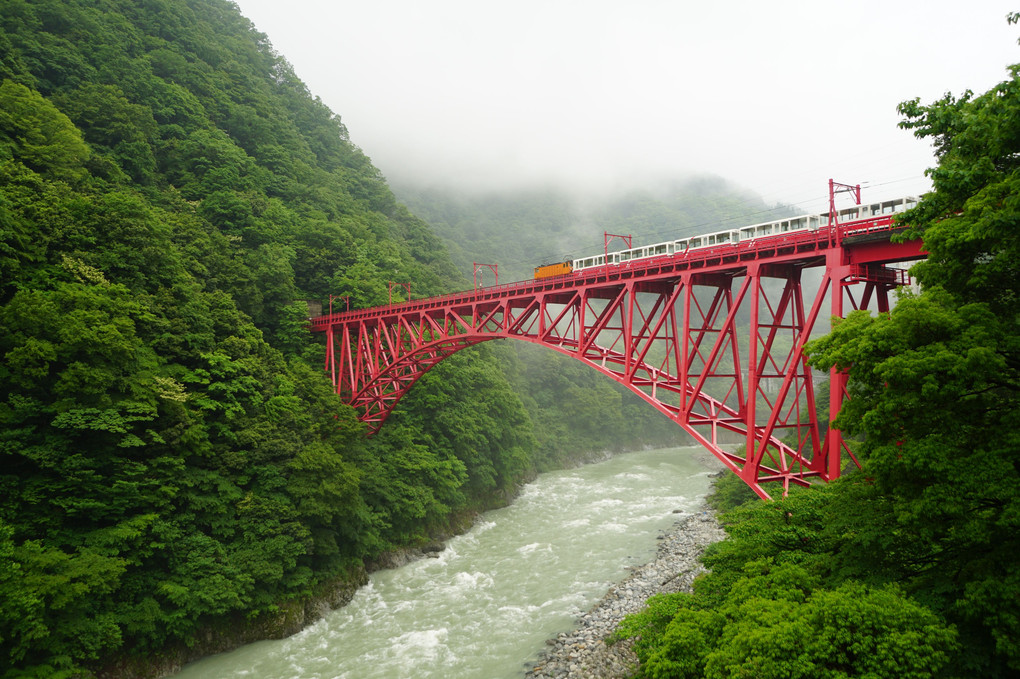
[[611, 41, 1020, 678], [396, 179, 795, 283], [0, 0, 537, 674]]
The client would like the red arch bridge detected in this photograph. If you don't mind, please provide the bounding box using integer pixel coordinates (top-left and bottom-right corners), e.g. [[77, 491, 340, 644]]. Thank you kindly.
[[309, 203, 924, 499]]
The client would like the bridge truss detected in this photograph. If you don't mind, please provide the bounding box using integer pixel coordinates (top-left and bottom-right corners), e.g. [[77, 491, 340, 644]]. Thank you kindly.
[[310, 217, 923, 499]]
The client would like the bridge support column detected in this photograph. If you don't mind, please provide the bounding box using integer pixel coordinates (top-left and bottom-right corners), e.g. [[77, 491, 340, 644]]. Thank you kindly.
[[826, 256, 852, 482]]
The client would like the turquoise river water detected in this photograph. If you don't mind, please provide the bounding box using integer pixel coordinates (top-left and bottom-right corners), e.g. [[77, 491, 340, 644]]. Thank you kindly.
[[172, 446, 717, 679]]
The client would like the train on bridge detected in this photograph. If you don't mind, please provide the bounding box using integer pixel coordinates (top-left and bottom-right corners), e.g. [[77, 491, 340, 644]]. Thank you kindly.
[[534, 195, 918, 279]]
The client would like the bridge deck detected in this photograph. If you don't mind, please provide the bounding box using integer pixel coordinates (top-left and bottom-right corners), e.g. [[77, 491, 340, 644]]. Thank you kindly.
[[311, 221, 921, 331]]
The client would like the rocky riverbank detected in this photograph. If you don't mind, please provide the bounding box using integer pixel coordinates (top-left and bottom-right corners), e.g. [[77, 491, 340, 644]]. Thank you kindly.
[[524, 507, 726, 678]]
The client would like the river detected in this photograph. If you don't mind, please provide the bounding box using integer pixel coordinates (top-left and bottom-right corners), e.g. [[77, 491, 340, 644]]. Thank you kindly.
[[172, 446, 718, 679]]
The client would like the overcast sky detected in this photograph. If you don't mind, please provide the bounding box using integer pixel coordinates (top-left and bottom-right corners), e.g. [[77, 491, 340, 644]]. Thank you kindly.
[[233, 0, 1017, 212]]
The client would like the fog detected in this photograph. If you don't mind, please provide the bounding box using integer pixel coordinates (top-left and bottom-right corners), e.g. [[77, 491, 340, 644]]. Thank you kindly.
[[233, 0, 1017, 212]]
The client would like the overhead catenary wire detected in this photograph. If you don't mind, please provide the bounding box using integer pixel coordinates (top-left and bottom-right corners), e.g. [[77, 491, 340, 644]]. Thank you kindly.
[[533, 170, 930, 265]]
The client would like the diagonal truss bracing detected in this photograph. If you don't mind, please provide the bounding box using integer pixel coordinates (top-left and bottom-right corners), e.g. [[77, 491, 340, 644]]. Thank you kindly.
[[313, 222, 924, 499]]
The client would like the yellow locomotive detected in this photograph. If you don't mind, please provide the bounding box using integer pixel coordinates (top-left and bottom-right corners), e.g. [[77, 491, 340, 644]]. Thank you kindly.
[[533, 261, 574, 279]]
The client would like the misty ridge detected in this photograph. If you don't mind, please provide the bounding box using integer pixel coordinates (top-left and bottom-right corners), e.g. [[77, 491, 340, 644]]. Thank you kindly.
[[392, 175, 802, 283]]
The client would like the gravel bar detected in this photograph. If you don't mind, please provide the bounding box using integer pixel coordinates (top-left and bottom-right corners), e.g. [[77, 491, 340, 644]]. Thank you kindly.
[[523, 507, 726, 678]]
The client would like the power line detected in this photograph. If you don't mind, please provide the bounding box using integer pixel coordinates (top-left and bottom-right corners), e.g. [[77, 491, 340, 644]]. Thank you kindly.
[[538, 172, 928, 263]]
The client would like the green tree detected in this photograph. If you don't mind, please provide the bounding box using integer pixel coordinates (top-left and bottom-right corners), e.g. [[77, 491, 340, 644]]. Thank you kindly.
[[0, 80, 89, 181], [805, 24, 1020, 675], [53, 82, 158, 184], [617, 558, 958, 679]]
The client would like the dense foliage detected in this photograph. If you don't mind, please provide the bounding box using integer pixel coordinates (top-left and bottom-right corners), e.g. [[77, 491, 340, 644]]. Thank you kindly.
[[0, 1, 546, 675], [613, 23, 1020, 678]]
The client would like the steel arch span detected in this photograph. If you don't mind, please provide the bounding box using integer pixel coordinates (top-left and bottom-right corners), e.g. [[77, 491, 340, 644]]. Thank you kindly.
[[310, 217, 924, 499]]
